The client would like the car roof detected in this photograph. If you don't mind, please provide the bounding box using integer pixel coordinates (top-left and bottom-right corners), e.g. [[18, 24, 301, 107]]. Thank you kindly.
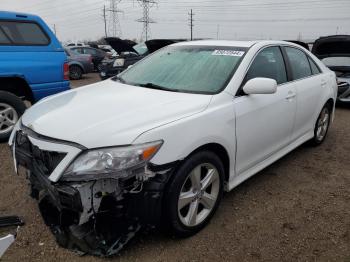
[[0, 11, 41, 21], [171, 40, 300, 48], [172, 40, 258, 48]]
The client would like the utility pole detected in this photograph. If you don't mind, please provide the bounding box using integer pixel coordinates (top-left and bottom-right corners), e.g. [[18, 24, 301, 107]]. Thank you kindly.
[[188, 9, 194, 40], [53, 24, 56, 36], [336, 26, 339, 35], [103, 5, 107, 38], [107, 0, 123, 37], [136, 0, 156, 41]]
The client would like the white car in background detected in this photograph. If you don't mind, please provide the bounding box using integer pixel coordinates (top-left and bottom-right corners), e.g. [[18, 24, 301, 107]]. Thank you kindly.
[[9, 40, 337, 256]]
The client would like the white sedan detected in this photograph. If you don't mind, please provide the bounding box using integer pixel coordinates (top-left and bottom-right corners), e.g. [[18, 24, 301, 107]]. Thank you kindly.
[[9, 40, 337, 256]]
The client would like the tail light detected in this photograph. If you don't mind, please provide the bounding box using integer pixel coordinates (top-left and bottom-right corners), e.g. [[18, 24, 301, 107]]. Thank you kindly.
[[63, 62, 69, 80], [89, 55, 93, 63]]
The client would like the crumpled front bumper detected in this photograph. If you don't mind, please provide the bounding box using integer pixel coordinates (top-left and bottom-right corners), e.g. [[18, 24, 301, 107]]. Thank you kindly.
[[9, 125, 172, 257]]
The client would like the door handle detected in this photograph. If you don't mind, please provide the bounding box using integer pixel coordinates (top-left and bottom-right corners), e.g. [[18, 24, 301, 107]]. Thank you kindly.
[[286, 91, 296, 100]]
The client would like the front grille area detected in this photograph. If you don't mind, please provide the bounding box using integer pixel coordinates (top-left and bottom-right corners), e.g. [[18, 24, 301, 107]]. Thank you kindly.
[[15, 130, 66, 176]]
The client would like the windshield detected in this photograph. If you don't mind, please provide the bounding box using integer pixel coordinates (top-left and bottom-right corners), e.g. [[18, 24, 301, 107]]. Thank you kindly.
[[132, 42, 148, 55], [117, 45, 247, 94]]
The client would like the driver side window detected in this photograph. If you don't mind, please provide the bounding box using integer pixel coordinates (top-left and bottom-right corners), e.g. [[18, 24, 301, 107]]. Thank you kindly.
[[245, 46, 287, 85]]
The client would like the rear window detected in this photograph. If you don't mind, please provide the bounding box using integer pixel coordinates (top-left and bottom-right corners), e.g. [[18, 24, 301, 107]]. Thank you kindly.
[[285, 47, 312, 80], [0, 20, 50, 45]]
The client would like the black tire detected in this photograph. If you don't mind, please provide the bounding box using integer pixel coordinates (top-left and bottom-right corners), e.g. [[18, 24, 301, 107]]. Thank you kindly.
[[310, 103, 332, 146], [163, 151, 224, 237], [0, 91, 26, 142], [69, 65, 83, 80]]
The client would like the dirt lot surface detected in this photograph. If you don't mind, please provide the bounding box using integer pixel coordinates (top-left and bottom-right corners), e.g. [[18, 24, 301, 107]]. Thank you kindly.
[[0, 73, 349, 261]]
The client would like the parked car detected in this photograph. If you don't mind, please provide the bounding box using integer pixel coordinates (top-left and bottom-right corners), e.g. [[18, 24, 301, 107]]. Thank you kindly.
[[99, 38, 184, 79], [69, 46, 106, 71], [9, 40, 337, 256], [65, 48, 94, 80], [312, 35, 350, 103], [0, 11, 70, 141]]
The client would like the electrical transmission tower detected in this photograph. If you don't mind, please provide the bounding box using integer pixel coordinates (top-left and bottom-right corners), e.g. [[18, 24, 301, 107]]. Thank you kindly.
[[107, 0, 123, 37], [136, 0, 156, 41]]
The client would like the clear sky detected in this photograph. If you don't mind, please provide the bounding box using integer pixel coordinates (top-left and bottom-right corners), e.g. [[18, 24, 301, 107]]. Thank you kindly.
[[1, 0, 350, 43]]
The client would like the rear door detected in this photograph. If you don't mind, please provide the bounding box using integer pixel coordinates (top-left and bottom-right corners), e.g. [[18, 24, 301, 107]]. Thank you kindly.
[[282, 46, 323, 141], [234, 46, 297, 175]]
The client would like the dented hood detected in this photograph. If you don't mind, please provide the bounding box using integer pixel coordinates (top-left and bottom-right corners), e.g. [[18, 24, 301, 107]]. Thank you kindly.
[[312, 35, 350, 58], [21, 80, 211, 149], [104, 37, 137, 54]]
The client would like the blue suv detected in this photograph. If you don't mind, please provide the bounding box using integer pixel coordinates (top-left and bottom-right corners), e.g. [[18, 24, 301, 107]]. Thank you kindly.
[[0, 11, 70, 141]]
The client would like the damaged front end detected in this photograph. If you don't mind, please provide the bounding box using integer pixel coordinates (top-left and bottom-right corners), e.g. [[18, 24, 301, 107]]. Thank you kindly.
[[10, 125, 172, 257]]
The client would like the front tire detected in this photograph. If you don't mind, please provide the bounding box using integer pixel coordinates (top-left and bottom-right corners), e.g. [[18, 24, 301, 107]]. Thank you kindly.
[[0, 91, 26, 142], [311, 104, 331, 145], [163, 151, 224, 237]]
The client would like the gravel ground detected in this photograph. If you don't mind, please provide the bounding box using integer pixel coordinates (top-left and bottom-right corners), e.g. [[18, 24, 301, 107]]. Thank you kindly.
[[0, 74, 349, 261]]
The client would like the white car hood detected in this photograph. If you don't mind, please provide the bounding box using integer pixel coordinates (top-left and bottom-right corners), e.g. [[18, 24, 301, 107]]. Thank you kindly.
[[22, 80, 212, 148]]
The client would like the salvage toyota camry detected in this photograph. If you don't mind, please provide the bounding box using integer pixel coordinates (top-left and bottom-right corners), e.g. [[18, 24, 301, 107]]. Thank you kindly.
[[9, 40, 337, 256]]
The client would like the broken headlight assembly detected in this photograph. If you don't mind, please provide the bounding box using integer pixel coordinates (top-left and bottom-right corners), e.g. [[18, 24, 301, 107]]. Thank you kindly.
[[62, 140, 163, 181]]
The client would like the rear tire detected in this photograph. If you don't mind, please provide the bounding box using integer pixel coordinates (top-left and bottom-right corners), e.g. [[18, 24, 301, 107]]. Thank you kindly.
[[310, 104, 331, 146], [69, 65, 83, 80], [0, 91, 26, 142], [163, 151, 224, 237]]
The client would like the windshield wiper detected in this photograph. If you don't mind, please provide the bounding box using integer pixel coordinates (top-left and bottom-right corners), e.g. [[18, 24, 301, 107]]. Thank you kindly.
[[136, 82, 180, 92], [113, 75, 126, 83]]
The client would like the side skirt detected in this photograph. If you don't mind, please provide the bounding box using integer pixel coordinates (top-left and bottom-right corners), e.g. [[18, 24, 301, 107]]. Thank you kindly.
[[227, 131, 314, 191]]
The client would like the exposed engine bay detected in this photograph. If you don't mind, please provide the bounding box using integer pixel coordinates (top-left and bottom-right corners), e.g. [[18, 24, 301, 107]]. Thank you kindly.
[[11, 127, 174, 257]]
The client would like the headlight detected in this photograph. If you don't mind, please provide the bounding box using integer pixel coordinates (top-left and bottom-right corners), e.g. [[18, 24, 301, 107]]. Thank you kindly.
[[63, 141, 163, 181], [113, 58, 125, 67]]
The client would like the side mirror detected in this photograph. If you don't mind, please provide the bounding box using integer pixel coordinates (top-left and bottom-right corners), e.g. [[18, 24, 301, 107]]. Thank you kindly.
[[243, 78, 277, 95]]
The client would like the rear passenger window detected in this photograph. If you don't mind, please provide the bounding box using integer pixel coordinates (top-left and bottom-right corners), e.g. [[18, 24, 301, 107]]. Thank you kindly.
[[285, 47, 312, 80], [0, 21, 49, 45], [308, 57, 321, 75], [246, 46, 287, 85], [84, 48, 97, 55]]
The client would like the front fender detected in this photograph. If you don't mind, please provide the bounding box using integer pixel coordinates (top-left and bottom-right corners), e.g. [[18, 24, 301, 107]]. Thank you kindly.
[[133, 93, 236, 172]]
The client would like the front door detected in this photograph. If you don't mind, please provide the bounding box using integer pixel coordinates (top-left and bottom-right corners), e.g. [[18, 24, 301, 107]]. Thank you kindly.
[[234, 46, 297, 175]]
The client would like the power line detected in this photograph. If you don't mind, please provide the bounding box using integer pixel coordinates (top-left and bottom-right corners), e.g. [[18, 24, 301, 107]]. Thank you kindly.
[[136, 0, 157, 41]]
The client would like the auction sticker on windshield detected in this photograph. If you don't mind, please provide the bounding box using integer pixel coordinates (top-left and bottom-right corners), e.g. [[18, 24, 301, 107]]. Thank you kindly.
[[212, 50, 245, 57]]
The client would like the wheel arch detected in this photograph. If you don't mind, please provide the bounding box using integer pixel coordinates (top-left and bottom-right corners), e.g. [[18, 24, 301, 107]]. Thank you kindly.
[[325, 98, 334, 111], [185, 143, 230, 184], [0, 76, 34, 103], [69, 62, 85, 73]]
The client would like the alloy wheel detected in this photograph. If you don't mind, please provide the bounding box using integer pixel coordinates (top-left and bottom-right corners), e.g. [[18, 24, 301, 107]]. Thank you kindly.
[[0, 103, 18, 135], [177, 163, 220, 227], [316, 107, 330, 142]]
